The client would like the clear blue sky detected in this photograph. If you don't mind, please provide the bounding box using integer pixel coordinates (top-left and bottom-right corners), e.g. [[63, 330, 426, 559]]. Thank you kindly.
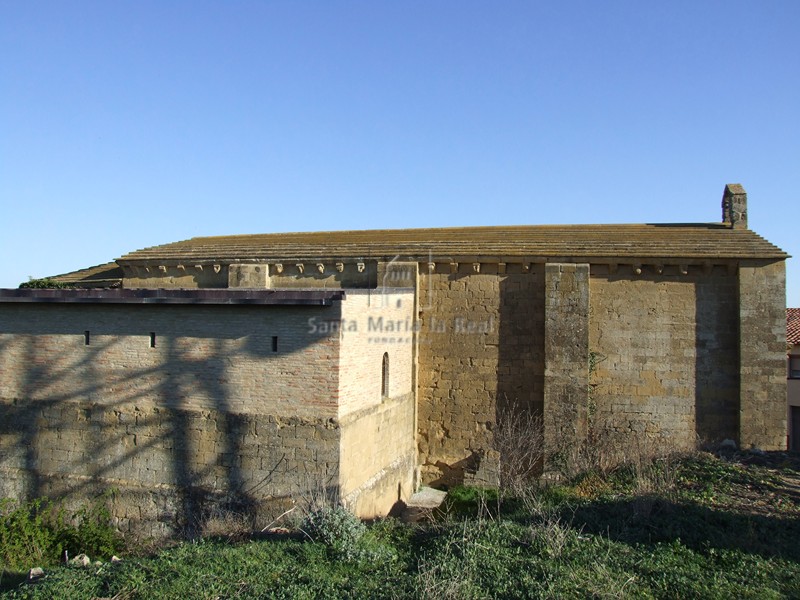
[[1, 1, 798, 303]]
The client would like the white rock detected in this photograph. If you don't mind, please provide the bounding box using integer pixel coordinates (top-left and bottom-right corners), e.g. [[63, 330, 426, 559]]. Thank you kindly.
[[27, 567, 44, 581], [70, 553, 91, 567]]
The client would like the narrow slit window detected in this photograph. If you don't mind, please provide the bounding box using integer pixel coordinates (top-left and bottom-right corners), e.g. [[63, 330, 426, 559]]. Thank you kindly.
[[381, 352, 389, 397], [84, 331, 90, 346], [272, 336, 278, 352], [150, 332, 156, 348]]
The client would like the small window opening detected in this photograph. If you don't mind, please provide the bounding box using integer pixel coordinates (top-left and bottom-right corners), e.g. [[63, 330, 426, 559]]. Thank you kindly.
[[272, 336, 279, 352], [84, 331, 90, 346], [150, 332, 156, 348], [381, 352, 389, 397], [790, 356, 800, 379]]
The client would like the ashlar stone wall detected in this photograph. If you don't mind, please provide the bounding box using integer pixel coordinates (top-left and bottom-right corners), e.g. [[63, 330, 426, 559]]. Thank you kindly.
[[739, 260, 787, 449], [416, 263, 545, 486], [416, 257, 786, 484], [589, 267, 740, 450]]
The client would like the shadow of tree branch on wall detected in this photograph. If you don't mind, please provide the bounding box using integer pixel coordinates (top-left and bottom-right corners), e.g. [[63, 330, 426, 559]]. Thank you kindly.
[[0, 302, 343, 540]]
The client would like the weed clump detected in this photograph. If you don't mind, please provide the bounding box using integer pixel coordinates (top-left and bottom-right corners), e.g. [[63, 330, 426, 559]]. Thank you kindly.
[[300, 505, 389, 562], [0, 494, 123, 574]]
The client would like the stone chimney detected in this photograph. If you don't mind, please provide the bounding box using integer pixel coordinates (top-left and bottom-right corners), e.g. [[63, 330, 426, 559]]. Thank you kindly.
[[722, 183, 748, 229]]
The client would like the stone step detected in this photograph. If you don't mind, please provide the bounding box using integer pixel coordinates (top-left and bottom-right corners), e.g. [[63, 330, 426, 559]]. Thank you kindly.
[[400, 487, 448, 522]]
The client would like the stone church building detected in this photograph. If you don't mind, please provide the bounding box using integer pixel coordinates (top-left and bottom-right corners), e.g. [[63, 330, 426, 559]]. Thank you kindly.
[[0, 184, 789, 536]]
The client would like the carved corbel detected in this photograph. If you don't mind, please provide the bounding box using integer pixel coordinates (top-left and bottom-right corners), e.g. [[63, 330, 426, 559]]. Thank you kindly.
[[632, 264, 642, 276], [449, 262, 459, 274], [177, 264, 185, 272], [427, 262, 436, 273], [472, 263, 481, 273], [521, 263, 530, 273], [296, 263, 305, 274], [194, 264, 203, 272], [357, 262, 365, 273], [654, 264, 664, 275], [679, 264, 689, 276], [274, 263, 284, 274], [335, 262, 344, 273], [213, 264, 221, 274], [316, 263, 325, 274]]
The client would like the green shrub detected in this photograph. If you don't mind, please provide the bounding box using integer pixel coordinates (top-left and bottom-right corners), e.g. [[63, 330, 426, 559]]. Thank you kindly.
[[0, 498, 60, 570], [300, 506, 367, 561], [18, 278, 73, 289], [0, 495, 123, 573]]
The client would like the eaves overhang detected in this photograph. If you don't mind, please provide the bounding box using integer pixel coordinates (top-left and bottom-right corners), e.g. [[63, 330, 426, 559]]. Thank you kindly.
[[0, 288, 345, 306]]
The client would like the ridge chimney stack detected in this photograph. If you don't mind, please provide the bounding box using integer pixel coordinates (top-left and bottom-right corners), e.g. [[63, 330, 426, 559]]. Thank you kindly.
[[722, 183, 748, 229]]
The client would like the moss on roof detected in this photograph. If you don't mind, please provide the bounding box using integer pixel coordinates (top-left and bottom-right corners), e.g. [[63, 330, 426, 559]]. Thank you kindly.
[[117, 223, 788, 263]]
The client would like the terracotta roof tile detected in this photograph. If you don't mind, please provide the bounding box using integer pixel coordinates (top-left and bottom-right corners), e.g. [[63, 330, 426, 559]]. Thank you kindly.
[[788, 308, 800, 345]]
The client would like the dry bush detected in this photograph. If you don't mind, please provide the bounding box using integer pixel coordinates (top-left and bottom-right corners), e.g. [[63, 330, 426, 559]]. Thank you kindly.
[[199, 506, 253, 542], [493, 400, 545, 497]]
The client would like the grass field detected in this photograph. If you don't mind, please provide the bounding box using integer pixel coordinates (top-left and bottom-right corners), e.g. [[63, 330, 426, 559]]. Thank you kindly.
[[2, 450, 799, 599]]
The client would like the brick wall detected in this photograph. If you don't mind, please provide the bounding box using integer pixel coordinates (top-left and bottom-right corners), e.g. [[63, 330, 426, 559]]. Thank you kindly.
[[0, 303, 341, 418], [0, 292, 420, 534], [336, 289, 416, 515], [337, 289, 415, 418], [0, 302, 344, 536]]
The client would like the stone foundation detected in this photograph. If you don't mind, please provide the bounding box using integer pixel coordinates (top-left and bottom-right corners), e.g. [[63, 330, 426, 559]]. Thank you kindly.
[[0, 402, 340, 539]]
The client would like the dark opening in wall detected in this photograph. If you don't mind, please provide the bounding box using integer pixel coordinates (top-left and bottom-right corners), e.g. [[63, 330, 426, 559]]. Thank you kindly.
[[382, 352, 389, 397], [272, 336, 279, 352], [84, 331, 90, 346], [150, 332, 156, 348]]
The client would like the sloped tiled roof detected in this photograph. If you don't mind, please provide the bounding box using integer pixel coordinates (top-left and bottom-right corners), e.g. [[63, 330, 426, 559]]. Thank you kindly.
[[788, 308, 800, 346], [117, 223, 788, 263], [52, 262, 123, 287]]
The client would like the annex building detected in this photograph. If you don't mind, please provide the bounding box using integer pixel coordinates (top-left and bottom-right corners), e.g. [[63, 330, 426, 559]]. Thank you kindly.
[[0, 184, 789, 536]]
